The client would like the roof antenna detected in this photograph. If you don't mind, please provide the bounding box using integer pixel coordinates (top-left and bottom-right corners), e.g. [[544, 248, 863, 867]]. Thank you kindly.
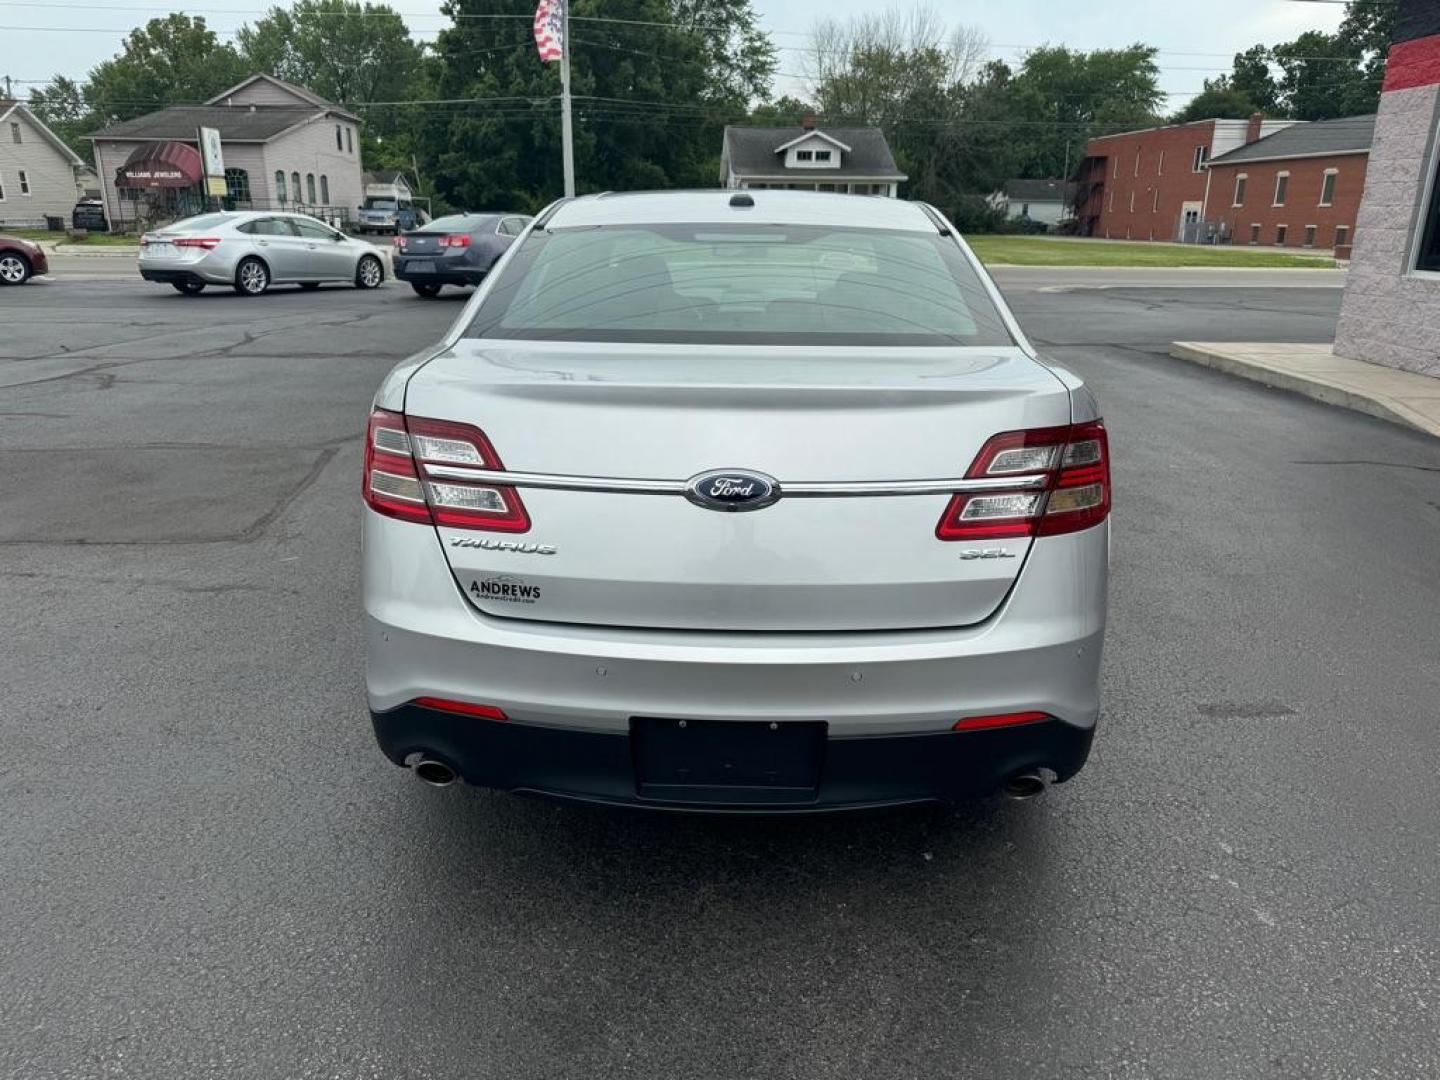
[[729, 192, 754, 208]]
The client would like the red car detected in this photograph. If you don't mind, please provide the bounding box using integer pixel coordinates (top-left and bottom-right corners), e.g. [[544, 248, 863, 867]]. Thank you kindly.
[[0, 234, 48, 285]]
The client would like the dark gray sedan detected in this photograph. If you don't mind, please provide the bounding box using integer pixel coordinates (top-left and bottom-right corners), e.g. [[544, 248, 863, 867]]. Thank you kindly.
[[392, 213, 532, 298]]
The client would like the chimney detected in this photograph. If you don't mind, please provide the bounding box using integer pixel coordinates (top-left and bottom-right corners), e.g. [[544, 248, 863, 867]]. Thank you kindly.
[[1245, 111, 1264, 144], [801, 111, 817, 130]]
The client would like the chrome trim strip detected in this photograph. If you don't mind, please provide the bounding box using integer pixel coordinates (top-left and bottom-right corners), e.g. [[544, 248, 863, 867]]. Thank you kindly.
[[422, 464, 1047, 497]]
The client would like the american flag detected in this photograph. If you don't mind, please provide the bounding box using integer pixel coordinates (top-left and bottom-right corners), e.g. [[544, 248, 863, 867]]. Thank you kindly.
[[533, 0, 564, 62]]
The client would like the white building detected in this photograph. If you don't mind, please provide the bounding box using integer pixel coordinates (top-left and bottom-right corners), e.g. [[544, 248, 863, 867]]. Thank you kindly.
[[720, 116, 906, 196], [990, 179, 1078, 231], [88, 74, 364, 229], [0, 98, 85, 227]]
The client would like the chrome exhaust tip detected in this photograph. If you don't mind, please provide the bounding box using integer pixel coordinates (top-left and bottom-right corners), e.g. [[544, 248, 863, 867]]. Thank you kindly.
[[1002, 771, 1047, 800], [414, 758, 457, 787]]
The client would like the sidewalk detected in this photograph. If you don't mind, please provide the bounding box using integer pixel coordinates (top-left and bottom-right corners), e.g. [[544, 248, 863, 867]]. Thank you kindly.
[[1170, 342, 1440, 438]]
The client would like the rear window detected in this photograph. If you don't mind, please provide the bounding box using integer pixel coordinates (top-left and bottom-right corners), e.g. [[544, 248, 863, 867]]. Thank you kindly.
[[464, 224, 1013, 346], [420, 215, 488, 232], [171, 213, 235, 230], [364, 199, 397, 210]]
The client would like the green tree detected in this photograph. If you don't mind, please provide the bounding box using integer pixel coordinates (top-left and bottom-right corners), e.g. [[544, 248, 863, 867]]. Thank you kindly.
[[1227, 44, 1282, 114], [85, 14, 249, 123], [1272, 31, 1375, 120], [747, 95, 815, 126], [1172, 82, 1260, 123], [421, 0, 773, 211], [236, 1, 423, 108], [1006, 45, 1163, 179], [26, 76, 91, 156], [1339, 0, 1398, 82]]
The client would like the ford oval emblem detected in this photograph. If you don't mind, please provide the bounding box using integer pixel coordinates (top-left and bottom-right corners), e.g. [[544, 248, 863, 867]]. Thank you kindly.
[[683, 468, 781, 512]]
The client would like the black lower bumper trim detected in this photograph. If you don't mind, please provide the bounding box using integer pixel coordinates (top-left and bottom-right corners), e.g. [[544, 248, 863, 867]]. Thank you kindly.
[[140, 269, 207, 285], [371, 704, 1095, 812]]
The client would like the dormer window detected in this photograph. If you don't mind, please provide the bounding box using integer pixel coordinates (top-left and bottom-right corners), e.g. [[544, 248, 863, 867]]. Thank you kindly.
[[796, 150, 813, 161], [814, 150, 832, 162]]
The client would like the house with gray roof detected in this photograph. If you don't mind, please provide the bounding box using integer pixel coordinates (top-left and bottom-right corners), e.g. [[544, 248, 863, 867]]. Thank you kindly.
[[720, 117, 906, 196], [88, 74, 364, 229], [990, 178, 1079, 230], [0, 98, 85, 227]]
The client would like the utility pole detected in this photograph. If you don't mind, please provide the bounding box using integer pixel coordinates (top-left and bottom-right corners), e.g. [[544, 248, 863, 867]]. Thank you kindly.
[[559, 0, 575, 197]]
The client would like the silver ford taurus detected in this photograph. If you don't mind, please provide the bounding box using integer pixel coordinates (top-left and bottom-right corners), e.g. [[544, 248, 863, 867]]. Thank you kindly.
[[362, 190, 1110, 811], [138, 210, 387, 296]]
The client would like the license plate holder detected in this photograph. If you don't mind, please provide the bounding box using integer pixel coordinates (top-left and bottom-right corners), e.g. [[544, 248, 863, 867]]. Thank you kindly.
[[632, 717, 826, 805], [407, 259, 435, 272]]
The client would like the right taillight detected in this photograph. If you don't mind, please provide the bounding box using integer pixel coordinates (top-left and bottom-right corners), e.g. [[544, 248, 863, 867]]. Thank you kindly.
[[362, 408, 530, 532], [936, 420, 1110, 541]]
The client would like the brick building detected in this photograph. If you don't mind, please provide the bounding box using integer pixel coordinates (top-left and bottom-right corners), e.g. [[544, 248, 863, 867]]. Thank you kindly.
[[1335, 0, 1440, 378], [1204, 116, 1373, 251], [1074, 116, 1297, 241]]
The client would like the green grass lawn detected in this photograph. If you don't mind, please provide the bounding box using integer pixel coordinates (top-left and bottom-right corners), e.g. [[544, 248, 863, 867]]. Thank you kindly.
[[5, 228, 139, 246], [964, 234, 1334, 268]]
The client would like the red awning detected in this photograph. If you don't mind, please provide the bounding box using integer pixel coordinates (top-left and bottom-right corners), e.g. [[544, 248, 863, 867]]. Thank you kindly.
[[115, 140, 204, 189]]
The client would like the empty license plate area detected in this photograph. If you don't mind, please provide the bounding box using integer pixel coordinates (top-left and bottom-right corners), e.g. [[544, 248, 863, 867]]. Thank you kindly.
[[631, 717, 827, 805]]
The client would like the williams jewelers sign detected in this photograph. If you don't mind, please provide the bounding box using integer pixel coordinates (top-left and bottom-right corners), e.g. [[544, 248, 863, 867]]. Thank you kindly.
[[115, 140, 205, 189]]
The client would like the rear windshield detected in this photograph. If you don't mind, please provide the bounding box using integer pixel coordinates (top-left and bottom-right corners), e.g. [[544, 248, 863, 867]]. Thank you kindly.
[[418, 215, 488, 232], [464, 224, 1013, 347], [170, 213, 236, 230]]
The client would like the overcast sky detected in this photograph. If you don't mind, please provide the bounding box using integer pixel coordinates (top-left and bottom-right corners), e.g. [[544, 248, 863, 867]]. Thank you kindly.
[[2, 0, 1344, 106]]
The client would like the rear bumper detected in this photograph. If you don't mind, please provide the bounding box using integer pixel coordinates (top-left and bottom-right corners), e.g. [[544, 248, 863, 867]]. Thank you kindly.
[[364, 509, 1108, 808], [139, 259, 234, 285], [372, 702, 1094, 811], [393, 257, 485, 286]]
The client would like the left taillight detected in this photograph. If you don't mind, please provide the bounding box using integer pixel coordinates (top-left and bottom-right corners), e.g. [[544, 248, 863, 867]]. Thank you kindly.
[[936, 420, 1110, 541], [394, 235, 408, 249], [173, 237, 222, 250], [440, 233, 471, 248], [363, 408, 530, 532]]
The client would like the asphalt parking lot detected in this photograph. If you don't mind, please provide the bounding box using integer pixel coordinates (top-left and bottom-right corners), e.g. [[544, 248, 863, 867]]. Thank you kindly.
[[3, 269, 1440, 1079]]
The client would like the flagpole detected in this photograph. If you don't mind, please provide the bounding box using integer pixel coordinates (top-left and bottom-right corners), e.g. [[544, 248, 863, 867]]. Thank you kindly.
[[559, 0, 575, 197]]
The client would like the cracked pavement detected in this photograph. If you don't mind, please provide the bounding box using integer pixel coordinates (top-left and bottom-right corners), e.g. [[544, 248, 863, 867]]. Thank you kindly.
[[2, 271, 1439, 1079]]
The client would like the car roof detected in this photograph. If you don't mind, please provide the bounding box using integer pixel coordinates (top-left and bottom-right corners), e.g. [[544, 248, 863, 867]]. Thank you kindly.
[[547, 190, 937, 232]]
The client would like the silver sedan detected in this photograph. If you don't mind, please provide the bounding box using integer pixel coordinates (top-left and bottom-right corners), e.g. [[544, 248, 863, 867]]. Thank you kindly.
[[138, 210, 388, 296]]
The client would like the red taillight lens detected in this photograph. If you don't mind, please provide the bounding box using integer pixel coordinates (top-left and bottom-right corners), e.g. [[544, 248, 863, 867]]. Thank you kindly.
[[936, 420, 1110, 541], [394, 235, 408, 249], [441, 233, 471, 248], [412, 697, 508, 721], [362, 409, 530, 532], [173, 237, 222, 250], [953, 710, 1050, 731]]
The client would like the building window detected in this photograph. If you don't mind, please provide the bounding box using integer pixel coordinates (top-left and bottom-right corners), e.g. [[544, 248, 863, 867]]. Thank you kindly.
[[346, 128, 353, 154], [1416, 136, 1440, 271], [795, 150, 813, 161], [1336, 225, 1350, 248], [1249, 223, 1261, 245], [320, 175, 329, 204], [1157, 150, 1165, 175], [1304, 225, 1317, 247], [1233, 173, 1247, 207], [1133, 151, 1140, 177], [306, 173, 316, 203], [9, 122, 20, 144], [336, 124, 343, 151], [814, 150, 832, 162], [1320, 169, 1338, 207], [1152, 188, 1159, 213], [1193, 145, 1208, 172], [1273, 172, 1289, 206], [275, 170, 287, 205], [1275, 224, 1288, 245], [1106, 189, 1114, 213], [18, 169, 30, 195], [1113, 156, 1119, 179], [0, 171, 6, 200], [224, 168, 250, 204], [292, 172, 301, 203], [1128, 191, 1135, 213]]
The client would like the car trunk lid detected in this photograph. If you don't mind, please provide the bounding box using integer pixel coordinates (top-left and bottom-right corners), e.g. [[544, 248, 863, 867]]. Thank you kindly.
[[402, 341, 1071, 632]]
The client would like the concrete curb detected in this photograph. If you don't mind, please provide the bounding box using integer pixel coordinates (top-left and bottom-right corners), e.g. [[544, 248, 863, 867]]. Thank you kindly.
[[50, 244, 139, 257], [1169, 342, 1440, 439]]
